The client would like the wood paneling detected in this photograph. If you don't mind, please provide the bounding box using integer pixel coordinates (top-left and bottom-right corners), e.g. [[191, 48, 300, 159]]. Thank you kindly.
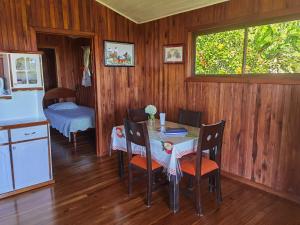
[[39, 48, 58, 92], [0, 0, 146, 158], [30, 0, 94, 32], [0, 56, 4, 76], [93, 3, 146, 156], [0, 0, 35, 51], [143, 0, 300, 200], [37, 34, 95, 107]]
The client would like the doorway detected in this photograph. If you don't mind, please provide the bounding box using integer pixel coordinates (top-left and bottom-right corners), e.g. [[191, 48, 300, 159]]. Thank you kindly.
[[36, 32, 97, 159]]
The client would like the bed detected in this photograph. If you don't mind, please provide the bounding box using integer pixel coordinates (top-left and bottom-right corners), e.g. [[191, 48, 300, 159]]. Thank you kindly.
[[43, 88, 95, 150]]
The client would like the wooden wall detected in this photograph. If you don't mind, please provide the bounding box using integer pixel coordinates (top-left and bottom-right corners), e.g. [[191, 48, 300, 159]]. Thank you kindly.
[[39, 48, 57, 91], [37, 33, 94, 107], [0, 56, 4, 76], [0, 0, 145, 157], [143, 0, 300, 201], [93, 3, 146, 154]]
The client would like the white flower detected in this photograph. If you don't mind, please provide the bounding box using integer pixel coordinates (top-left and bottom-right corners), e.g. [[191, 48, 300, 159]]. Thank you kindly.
[[145, 105, 157, 115]]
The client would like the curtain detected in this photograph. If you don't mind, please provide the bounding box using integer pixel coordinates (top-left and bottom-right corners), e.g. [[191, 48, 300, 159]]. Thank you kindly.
[[81, 46, 92, 87]]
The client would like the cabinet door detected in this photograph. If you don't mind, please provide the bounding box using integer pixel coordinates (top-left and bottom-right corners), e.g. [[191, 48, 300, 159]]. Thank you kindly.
[[10, 53, 43, 89], [0, 145, 14, 194], [0, 130, 9, 144], [12, 139, 50, 190]]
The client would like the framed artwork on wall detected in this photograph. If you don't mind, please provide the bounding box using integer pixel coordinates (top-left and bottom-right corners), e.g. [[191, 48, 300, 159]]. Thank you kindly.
[[104, 41, 135, 67], [163, 44, 184, 64]]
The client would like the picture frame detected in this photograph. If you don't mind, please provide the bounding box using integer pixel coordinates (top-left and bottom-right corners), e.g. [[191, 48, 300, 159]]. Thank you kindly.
[[104, 41, 135, 67], [163, 44, 184, 64]]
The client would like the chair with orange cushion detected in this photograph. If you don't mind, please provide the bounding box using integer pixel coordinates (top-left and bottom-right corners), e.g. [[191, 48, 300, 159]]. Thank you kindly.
[[180, 120, 226, 216], [124, 119, 163, 207]]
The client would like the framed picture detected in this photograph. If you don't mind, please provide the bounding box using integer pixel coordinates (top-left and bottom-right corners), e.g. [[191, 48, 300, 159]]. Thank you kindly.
[[163, 44, 184, 63], [104, 41, 135, 67]]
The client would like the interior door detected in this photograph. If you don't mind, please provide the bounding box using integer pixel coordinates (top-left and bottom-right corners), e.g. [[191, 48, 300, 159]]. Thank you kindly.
[[12, 139, 50, 190], [0, 145, 13, 194]]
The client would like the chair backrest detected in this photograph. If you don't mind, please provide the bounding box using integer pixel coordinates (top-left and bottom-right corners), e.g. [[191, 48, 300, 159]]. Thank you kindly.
[[178, 108, 202, 128], [127, 107, 148, 122], [124, 119, 152, 170], [195, 120, 226, 177]]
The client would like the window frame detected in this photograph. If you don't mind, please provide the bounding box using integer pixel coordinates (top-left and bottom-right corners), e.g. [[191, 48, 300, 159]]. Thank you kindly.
[[187, 16, 300, 85]]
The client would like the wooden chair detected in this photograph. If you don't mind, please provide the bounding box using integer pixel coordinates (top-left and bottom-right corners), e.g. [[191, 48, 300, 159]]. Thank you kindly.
[[178, 108, 202, 127], [127, 107, 148, 122], [180, 120, 226, 215], [124, 119, 163, 207]]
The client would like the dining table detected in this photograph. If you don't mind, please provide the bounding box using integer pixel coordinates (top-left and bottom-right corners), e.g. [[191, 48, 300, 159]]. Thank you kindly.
[[110, 119, 200, 213]]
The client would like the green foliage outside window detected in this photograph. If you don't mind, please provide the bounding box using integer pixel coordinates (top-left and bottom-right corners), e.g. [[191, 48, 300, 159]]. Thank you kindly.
[[195, 20, 300, 75]]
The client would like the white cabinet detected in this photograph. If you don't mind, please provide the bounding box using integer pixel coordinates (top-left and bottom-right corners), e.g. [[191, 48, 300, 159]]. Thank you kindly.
[[10, 53, 43, 89], [0, 122, 52, 198], [12, 139, 50, 190], [0, 130, 9, 144], [0, 145, 13, 194], [11, 125, 48, 142]]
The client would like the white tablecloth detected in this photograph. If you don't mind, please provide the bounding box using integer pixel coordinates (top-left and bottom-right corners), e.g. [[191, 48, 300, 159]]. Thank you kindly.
[[111, 120, 199, 180]]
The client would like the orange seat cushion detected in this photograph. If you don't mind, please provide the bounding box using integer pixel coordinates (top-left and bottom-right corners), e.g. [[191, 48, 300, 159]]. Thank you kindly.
[[180, 157, 219, 176], [130, 155, 162, 170]]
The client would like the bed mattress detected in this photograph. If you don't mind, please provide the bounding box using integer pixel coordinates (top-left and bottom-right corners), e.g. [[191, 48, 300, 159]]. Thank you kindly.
[[44, 106, 95, 138]]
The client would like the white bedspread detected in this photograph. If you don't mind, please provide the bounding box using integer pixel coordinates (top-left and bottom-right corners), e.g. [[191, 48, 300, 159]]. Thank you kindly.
[[44, 106, 95, 137]]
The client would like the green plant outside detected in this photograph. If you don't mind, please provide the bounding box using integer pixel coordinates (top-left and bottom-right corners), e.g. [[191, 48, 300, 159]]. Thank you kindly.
[[195, 20, 300, 75]]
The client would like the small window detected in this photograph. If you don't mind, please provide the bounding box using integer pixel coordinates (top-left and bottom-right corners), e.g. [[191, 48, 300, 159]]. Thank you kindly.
[[194, 20, 300, 76]]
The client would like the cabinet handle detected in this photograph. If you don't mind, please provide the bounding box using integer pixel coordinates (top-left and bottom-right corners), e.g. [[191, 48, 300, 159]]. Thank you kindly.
[[24, 132, 36, 136]]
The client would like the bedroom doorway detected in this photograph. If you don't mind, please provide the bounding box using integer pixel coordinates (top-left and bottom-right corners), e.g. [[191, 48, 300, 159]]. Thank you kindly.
[[36, 32, 97, 157]]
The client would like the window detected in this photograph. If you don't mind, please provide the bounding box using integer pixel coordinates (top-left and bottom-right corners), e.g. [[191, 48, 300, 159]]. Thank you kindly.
[[194, 20, 300, 75]]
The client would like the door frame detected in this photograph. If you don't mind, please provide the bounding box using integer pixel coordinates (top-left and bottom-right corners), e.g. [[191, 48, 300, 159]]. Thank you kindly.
[[34, 27, 100, 156]]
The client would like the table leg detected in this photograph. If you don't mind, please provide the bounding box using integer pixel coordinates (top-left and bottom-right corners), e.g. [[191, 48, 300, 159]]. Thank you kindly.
[[169, 175, 180, 213], [118, 151, 125, 178], [73, 132, 77, 151]]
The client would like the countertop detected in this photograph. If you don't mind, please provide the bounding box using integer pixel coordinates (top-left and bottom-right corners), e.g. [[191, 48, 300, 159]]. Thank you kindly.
[[0, 117, 48, 129]]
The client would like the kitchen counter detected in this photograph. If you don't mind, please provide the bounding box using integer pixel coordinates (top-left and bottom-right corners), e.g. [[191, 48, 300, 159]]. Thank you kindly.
[[0, 117, 48, 130]]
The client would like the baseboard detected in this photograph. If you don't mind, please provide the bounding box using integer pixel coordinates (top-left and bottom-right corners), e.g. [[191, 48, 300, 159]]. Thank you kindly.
[[0, 180, 55, 200], [221, 171, 300, 205]]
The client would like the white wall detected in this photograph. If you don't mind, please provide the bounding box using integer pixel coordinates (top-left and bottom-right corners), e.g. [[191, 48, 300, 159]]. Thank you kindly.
[[0, 91, 45, 121]]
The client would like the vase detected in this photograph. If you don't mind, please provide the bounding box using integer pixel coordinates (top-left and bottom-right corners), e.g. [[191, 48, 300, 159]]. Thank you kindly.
[[148, 115, 155, 127]]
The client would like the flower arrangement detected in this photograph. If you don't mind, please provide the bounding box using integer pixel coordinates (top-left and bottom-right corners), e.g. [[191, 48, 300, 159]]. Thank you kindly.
[[145, 104, 157, 120]]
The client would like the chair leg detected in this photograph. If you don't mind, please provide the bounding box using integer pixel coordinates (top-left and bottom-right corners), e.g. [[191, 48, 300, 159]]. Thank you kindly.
[[195, 178, 203, 216], [187, 176, 194, 190], [209, 174, 216, 192], [146, 173, 152, 207], [128, 164, 133, 195], [216, 170, 222, 204], [73, 132, 77, 151]]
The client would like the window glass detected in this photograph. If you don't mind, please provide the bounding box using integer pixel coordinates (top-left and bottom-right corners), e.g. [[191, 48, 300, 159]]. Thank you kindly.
[[246, 20, 300, 73], [195, 29, 244, 74], [194, 20, 300, 75]]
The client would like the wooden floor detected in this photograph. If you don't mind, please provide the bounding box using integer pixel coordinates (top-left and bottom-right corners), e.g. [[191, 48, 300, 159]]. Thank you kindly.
[[1, 131, 300, 225]]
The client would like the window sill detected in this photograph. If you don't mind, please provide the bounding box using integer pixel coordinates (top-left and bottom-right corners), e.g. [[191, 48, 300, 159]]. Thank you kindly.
[[185, 74, 300, 85]]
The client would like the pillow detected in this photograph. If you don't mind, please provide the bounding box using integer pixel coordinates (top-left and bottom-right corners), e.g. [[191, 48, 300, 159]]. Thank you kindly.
[[48, 102, 78, 110]]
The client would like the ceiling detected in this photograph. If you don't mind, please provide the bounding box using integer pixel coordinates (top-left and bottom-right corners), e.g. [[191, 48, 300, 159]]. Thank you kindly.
[[96, 0, 229, 24]]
